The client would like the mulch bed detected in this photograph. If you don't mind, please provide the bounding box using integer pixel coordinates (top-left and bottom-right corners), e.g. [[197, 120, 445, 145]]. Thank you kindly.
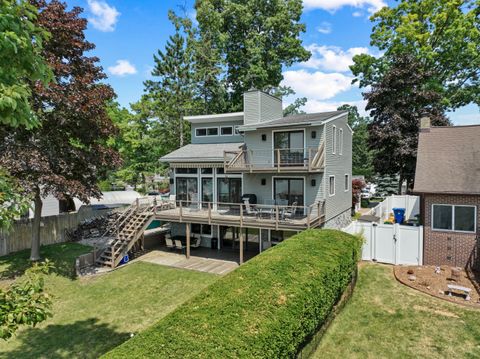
[[394, 265, 480, 308]]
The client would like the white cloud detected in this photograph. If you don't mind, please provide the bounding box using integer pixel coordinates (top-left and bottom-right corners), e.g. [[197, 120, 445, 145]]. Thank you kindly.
[[352, 11, 364, 17], [316, 22, 332, 34], [87, 0, 120, 32], [303, 0, 386, 14], [108, 60, 137, 76], [302, 44, 370, 72], [282, 69, 354, 100]]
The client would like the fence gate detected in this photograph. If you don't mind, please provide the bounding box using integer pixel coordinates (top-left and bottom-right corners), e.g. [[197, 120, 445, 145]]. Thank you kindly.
[[343, 222, 423, 265]]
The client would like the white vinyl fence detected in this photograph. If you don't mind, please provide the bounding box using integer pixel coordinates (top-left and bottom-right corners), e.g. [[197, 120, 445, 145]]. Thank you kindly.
[[370, 195, 420, 222], [344, 221, 423, 265]]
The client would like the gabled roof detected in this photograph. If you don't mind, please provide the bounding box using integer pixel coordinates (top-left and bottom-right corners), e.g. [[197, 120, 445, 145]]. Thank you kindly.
[[413, 125, 480, 194], [238, 111, 347, 131], [160, 143, 243, 163]]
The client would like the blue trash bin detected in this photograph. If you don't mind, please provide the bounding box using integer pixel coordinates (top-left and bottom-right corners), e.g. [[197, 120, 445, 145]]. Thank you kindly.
[[392, 208, 406, 224], [119, 254, 129, 265]]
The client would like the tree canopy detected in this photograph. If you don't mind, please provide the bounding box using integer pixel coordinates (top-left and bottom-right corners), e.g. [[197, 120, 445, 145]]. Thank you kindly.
[[364, 54, 450, 190], [194, 0, 310, 109], [351, 0, 480, 109], [0, 0, 52, 128], [0, 0, 120, 260]]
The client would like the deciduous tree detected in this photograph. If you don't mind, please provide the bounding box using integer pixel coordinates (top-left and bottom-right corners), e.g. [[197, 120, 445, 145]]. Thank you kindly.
[[0, 0, 52, 128], [351, 0, 480, 109], [363, 54, 450, 192], [0, 0, 121, 261], [195, 0, 310, 108]]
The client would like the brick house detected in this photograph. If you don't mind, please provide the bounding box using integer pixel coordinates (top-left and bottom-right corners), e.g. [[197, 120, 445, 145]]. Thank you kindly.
[[413, 119, 480, 269]]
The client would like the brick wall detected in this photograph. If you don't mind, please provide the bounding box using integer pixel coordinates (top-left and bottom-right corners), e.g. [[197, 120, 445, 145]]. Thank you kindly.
[[423, 193, 480, 269]]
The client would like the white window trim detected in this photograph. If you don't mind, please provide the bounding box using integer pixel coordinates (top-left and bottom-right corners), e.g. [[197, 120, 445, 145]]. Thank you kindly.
[[339, 128, 343, 155], [344, 174, 349, 192], [220, 126, 234, 136], [332, 125, 336, 154], [431, 204, 477, 233], [329, 175, 335, 196]]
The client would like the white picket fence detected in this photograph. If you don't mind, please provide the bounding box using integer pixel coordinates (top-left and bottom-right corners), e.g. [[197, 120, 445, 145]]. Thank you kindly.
[[370, 195, 420, 222], [344, 221, 423, 265]]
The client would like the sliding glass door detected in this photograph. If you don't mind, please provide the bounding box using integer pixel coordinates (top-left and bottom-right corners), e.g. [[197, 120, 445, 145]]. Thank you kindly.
[[201, 178, 213, 208], [273, 178, 304, 206], [274, 131, 304, 166], [217, 178, 242, 204], [176, 178, 198, 203]]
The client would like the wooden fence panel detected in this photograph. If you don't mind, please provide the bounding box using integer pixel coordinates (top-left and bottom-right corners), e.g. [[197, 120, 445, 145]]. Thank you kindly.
[[0, 207, 111, 256]]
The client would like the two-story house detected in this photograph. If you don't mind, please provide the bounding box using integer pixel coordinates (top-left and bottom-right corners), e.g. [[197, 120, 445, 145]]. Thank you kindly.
[[156, 90, 352, 263]]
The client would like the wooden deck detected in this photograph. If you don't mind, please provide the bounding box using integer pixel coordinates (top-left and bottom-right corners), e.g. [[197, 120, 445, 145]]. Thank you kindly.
[[152, 203, 325, 231]]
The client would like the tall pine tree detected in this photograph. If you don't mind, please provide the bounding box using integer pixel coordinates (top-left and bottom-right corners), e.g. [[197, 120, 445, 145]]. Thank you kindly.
[[144, 11, 196, 152]]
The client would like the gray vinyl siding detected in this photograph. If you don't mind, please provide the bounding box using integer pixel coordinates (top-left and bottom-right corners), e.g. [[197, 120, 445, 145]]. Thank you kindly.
[[191, 120, 244, 144], [323, 114, 352, 221], [243, 90, 282, 125], [242, 173, 323, 207]]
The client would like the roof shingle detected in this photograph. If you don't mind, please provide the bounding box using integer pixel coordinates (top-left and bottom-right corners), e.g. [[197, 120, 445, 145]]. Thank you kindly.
[[160, 143, 243, 162], [413, 125, 480, 194]]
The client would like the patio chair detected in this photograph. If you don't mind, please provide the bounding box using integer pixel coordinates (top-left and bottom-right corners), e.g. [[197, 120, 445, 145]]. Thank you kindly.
[[189, 193, 200, 212], [168, 195, 176, 209], [175, 239, 186, 253], [283, 202, 298, 220], [191, 236, 202, 248], [244, 199, 258, 216], [165, 237, 175, 251]]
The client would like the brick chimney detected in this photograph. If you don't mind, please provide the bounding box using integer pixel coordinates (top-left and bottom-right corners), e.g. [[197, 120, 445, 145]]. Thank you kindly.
[[420, 117, 431, 131]]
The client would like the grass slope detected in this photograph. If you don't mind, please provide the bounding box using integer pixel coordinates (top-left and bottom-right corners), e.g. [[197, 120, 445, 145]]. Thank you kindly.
[[103, 229, 361, 359], [314, 264, 480, 358], [0, 243, 217, 358]]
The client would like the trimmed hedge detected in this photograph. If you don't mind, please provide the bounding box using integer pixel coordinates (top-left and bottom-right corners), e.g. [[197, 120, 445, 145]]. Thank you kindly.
[[103, 229, 361, 358]]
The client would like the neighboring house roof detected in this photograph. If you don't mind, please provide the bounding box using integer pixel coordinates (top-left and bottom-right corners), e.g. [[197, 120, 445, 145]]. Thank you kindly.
[[413, 125, 480, 195], [160, 143, 243, 163], [73, 191, 142, 209], [238, 111, 347, 131]]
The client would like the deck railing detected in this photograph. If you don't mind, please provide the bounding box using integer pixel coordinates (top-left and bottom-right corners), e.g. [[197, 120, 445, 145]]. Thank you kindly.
[[151, 198, 326, 230], [224, 143, 325, 172]]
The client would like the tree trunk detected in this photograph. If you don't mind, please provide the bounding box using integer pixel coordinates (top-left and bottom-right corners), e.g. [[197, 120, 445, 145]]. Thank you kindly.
[[398, 174, 404, 195], [30, 187, 42, 261], [179, 115, 184, 147]]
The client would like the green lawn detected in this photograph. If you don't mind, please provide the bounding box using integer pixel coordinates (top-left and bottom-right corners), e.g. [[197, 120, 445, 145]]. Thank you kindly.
[[0, 243, 218, 359], [314, 264, 480, 358]]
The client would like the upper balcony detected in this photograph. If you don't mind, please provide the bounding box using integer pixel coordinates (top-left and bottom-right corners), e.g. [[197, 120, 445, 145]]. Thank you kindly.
[[223, 142, 325, 173]]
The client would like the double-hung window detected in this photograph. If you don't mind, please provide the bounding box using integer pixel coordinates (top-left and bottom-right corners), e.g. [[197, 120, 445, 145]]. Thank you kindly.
[[329, 176, 335, 196], [332, 126, 336, 154], [432, 204, 476, 232]]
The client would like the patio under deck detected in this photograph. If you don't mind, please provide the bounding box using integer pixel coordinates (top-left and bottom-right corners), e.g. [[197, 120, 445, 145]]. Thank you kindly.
[[139, 246, 258, 275]]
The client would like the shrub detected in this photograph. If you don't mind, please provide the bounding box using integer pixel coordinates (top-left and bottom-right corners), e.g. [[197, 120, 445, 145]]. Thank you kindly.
[[103, 229, 361, 359]]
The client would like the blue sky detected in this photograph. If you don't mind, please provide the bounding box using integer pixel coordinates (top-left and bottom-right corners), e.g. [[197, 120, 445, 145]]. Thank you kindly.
[[70, 0, 478, 125]]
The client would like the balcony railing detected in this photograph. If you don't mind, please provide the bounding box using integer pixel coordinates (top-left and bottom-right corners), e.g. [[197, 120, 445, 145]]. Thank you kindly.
[[224, 143, 325, 172], [152, 199, 326, 230]]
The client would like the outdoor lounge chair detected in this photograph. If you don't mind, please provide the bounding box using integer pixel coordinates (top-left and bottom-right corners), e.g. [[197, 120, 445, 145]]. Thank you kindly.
[[244, 199, 258, 216], [165, 237, 175, 251], [191, 236, 202, 248], [175, 239, 186, 253], [168, 195, 176, 209], [283, 202, 298, 220]]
